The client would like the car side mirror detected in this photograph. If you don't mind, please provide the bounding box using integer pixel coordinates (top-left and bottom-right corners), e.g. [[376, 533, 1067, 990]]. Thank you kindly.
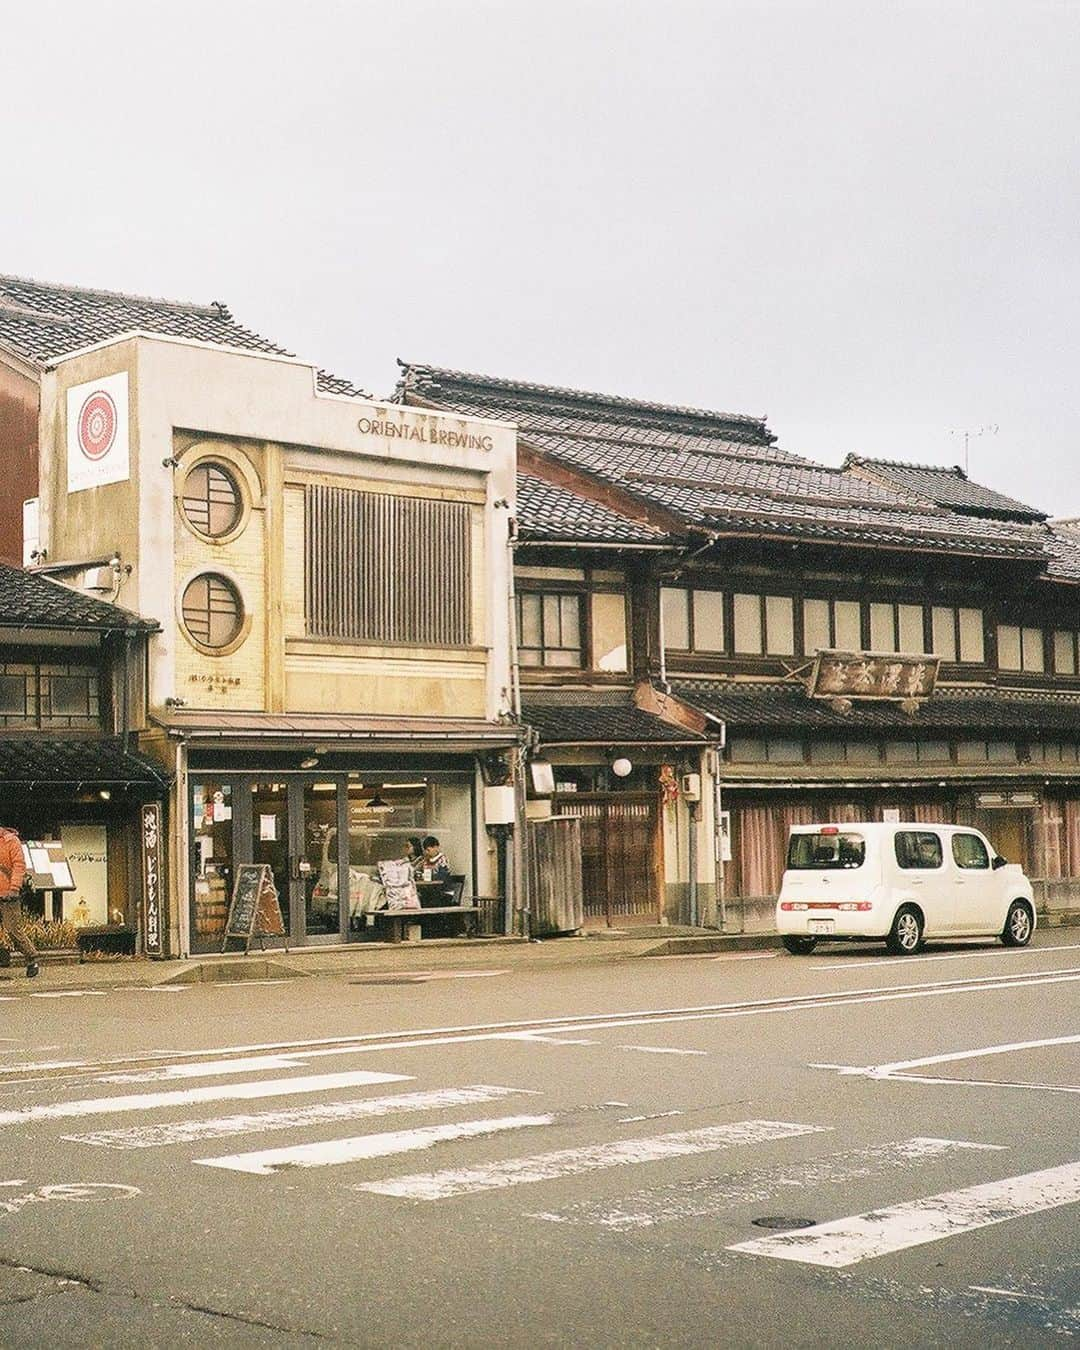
[[991, 854, 1007, 870]]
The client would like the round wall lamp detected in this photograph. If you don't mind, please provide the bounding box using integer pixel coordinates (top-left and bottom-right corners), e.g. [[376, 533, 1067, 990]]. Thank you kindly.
[[299, 756, 319, 770], [611, 757, 633, 778]]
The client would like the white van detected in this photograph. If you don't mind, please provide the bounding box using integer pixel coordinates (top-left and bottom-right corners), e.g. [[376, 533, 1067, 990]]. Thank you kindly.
[[776, 822, 1036, 955]]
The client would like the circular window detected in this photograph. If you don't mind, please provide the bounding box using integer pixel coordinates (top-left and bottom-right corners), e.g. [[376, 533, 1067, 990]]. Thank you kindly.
[[181, 574, 244, 650], [181, 462, 243, 538]]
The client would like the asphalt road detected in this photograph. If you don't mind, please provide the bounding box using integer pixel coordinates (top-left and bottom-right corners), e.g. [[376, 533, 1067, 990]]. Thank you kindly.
[[0, 932, 1076, 1347]]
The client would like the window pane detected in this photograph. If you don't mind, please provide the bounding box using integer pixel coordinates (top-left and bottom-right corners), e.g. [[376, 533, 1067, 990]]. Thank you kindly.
[[765, 596, 794, 655], [518, 594, 541, 649], [1022, 627, 1044, 672], [808, 740, 846, 763], [958, 609, 985, 663], [542, 594, 560, 644], [931, 607, 957, 661], [997, 625, 1021, 670], [728, 737, 765, 763], [803, 599, 830, 654], [50, 674, 91, 716], [766, 738, 802, 763], [870, 603, 895, 651], [0, 674, 27, 716], [591, 592, 627, 672], [917, 741, 950, 763], [898, 604, 923, 653], [691, 590, 724, 652], [952, 833, 989, 869], [895, 830, 942, 870], [884, 741, 917, 762], [1053, 631, 1076, 675], [733, 594, 763, 653], [660, 587, 689, 651], [182, 575, 243, 649], [182, 463, 242, 537], [834, 601, 862, 650], [559, 594, 581, 649], [987, 741, 1018, 763], [956, 741, 989, 763]]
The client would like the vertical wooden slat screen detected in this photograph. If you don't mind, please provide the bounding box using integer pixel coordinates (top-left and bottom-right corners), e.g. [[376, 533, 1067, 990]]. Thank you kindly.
[[305, 485, 472, 646]]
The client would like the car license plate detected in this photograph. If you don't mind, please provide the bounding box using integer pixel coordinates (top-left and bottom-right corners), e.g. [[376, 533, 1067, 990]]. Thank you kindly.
[[808, 919, 834, 934]]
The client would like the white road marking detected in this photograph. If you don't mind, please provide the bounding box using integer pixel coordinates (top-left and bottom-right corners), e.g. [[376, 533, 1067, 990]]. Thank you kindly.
[[969, 1286, 1044, 1301], [354, 1119, 830, 1201], [815, 943, 1080, 971], [529, 1137, 1006, 1230], [623, 1046, 707, 1057], [711, 952, 780, 963], [617, 1111, 684, 1123], [814, 1033, 1080, 1096], [65, 1085, 535, 1150], [0, 1069, 411, 1128], [100, 1054, 306, 1083], [211, 979, 292, 987], [196, 1114, 554, 1175], [405, 971, 510, 981], [727, 1160, 1080, 1267], [30, 991, 106, 999], [503, 1034, 599, 1046]]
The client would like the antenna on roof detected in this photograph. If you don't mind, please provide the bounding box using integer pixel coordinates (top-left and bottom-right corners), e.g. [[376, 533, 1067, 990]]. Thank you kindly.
[[948, 424, 998, 475]]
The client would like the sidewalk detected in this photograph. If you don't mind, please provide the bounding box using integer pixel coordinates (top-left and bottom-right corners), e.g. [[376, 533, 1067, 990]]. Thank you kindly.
[[4, 911, 1077, 993], [0, 926, 784, 993]]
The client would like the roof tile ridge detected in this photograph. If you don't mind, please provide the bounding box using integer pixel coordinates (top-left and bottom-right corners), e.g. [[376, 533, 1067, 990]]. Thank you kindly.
[[844, 452, 967, 478], [397, 360, 771, 432], [0, 273, 228, 319], [524, 425, 796, 464]]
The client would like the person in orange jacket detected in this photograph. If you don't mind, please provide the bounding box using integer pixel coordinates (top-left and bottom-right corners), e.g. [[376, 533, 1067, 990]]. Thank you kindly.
[[0, 826, 39, 978]]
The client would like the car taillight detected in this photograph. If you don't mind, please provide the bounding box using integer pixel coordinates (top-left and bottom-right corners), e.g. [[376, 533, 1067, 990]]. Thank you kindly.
[[837, 902, 873, 911], [779, 902, 808, 911]]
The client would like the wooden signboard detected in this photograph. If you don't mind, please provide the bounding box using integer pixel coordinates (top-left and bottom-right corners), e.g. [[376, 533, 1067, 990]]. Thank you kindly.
[[222, 864, 287, 954]]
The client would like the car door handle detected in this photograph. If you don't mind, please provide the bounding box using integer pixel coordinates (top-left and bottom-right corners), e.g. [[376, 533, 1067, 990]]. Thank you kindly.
[[910, 878, 924, 885]]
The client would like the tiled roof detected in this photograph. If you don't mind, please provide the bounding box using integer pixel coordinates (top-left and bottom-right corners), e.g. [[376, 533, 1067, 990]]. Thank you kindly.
[[521, 690, 706, 745], [399, 364, 1049, 563], [674, 680, 1080, 734], [844, 455, 1046, 523], [0, 274, 365, 397], [1044, 526, 1080, 582], [516, 473, 669, 544], [0, 737, 168, 788], [0, 564, 157, 631]]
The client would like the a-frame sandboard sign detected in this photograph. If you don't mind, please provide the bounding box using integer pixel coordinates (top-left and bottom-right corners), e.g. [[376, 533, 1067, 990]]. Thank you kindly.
[[222, 863, 288, 953]]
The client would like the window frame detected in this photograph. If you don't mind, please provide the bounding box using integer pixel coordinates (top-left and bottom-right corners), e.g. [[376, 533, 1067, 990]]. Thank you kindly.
[[179, 461, 245, 541], [179, 572, 250, 657], [516, 588, 587, 669]]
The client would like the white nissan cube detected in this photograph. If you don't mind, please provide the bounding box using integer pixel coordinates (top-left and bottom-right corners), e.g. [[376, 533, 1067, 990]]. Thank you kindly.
[[776, 822, 1036, 955]]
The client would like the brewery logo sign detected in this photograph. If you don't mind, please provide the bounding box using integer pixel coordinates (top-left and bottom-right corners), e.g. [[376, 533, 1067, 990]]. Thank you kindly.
[[66, 371, 130, 493]]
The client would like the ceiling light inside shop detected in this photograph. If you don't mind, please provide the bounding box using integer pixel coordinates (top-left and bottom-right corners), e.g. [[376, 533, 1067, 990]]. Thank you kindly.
[[365, 793, 394, 814], [299, 756, 319, 770]]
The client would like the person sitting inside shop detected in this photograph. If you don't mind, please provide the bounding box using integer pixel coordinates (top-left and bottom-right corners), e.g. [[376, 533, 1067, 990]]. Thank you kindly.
[[414, 836, 451, 883]]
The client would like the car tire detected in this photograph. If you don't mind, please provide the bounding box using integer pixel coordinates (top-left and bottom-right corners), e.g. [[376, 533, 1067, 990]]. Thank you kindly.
[[885, 905, 923, 955], [782, 935, 817, 955], [1001, 900, 1034, 947]]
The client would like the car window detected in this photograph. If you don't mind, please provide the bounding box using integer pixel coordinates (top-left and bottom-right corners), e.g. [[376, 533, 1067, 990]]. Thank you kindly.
[[895, 830, 943, 870], [787, 832, 865, 869], [952, 833, 990, 869]]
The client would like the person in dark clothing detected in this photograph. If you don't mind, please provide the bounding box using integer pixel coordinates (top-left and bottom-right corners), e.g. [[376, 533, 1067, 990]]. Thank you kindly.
[[0, 826, 39, 978], [415, 835, 451, 883]]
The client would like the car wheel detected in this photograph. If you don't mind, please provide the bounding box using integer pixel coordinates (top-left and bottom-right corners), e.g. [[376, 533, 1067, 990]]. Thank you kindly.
[[1002, 900, 1033, 947], [782, 936, 817, 955], [885, 905, 923, 955]]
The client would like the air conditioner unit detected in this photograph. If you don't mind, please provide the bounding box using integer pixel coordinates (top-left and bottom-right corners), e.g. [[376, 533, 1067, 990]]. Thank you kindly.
[[680, 773, 701, 803], [84, 566, 115, 593]]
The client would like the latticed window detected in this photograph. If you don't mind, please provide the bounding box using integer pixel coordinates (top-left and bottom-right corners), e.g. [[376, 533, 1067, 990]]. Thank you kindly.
[[305, 485, 472, 646], [181, 463, 243, 538], [517, 591, 583, 668], [0, 661, 100, 728], [182, 574, 244, 649]]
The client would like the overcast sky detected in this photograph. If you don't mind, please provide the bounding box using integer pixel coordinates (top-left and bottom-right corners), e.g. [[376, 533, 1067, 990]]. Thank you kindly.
[[4, 1, 1078, 513]]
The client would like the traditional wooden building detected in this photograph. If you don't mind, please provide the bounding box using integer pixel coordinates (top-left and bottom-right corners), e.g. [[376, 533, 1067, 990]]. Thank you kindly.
[[0, 563, 165, 951], [399, 364, 1080, 932]]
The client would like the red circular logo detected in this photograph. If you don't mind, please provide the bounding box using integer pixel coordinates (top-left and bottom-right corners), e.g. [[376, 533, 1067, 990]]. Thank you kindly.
[[78, 391, 117, 461]]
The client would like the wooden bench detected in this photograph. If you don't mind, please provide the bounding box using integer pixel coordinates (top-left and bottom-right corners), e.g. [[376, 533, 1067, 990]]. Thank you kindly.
[[372, 905, 480, 943]]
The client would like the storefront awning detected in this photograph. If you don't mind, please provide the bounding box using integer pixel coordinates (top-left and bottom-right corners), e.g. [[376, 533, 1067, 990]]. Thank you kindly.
[[0, 737, 169, 790], [155, 710, 523, 751]]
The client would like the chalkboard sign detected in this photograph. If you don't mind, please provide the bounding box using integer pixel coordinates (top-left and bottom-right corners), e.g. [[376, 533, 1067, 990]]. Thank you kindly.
[[222, 864, 287, 953]]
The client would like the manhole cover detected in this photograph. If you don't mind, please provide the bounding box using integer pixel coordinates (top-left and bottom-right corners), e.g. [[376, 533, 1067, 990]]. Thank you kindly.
[[751, 1216, 817, 1231]]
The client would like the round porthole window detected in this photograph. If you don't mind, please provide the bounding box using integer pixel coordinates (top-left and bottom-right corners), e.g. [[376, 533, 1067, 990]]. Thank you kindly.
[[181, 462, 243, 539], [181, 574, 244, 651]]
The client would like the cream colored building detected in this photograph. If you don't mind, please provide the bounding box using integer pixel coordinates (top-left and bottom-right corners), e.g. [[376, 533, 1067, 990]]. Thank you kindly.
[[14, 296, 518, 954]]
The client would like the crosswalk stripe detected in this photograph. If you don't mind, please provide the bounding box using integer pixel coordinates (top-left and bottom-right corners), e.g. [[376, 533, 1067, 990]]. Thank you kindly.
[[101, 1055, 307, 1083], [727, 1160, 1080, 1267], [0, 1069, 411, 1128], [64, 1084, 535, 1149], [195, 1114, 555, 1175], [527, 1136, 1005, 1230], [354, 1119, 829, 1201]]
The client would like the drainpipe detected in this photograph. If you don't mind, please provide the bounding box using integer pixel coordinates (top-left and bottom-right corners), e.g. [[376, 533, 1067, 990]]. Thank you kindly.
[[687, 799, 698, 927]]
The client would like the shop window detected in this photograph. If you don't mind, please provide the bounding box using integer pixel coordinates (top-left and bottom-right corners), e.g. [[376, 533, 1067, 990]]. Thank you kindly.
[[733, 593, 794, 656], [305, 484, 472, 647], [1053, 630, 1079, 676], [181, 574, 244, 651], [517, 592, 583, 668], [191, 780, 234, 944], [997, 624, 1044, 673], [181, 462, 243, 538]]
